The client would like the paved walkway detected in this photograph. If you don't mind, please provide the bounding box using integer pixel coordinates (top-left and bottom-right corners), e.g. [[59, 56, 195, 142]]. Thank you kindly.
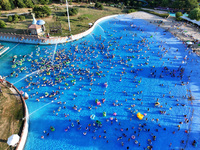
[[130, 11, 200, 53]]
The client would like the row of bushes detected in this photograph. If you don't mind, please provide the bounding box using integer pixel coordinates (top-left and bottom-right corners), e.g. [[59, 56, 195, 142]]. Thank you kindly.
[[8, 14, 25, 23], [0, 0, 34, 10], [141, 9, 169, 18], [0, 14, 26, 28]]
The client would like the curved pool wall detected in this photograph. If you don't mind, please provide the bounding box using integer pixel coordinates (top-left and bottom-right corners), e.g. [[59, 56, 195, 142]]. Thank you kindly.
[[70, 14, 118, 41], [0, 33, 70, 45], [0, 15, 118, 45], [0, 14, 199, 150]]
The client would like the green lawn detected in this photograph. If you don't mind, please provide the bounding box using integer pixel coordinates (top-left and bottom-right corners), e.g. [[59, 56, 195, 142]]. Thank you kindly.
[[55, 5, 127, 36], [0, 14, 33, 34]]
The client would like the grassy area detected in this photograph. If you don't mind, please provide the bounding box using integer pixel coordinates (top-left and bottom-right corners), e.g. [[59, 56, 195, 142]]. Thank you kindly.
[[0, 4, 127, 36], [47, 5, 127, 36], [0, 14, 33, 34], [0, 83, 23, 150]]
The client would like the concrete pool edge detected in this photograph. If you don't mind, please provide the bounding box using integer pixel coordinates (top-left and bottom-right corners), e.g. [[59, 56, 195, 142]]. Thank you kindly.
[[70, 14, 118, 41], [0, 14, 119, 45], [5, 80, 29, 150]]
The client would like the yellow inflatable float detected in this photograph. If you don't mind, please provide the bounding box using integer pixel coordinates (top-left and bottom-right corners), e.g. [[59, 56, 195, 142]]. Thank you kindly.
[[155, 102, 160, 107], [137, 112, 144, 120]]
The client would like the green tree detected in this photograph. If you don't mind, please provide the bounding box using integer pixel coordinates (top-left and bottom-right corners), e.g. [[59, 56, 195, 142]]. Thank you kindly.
[[56, 16, 61, 21], [186, 0, 199, 11], [17, 0, 26, 8], [67, 8, 78, 16], [95, 2, 104, 10], [39, 0, 49, 5], [172, 0, 185, 9], [36, 11, 43, 18], [176, 12, 183, 20], [126, 1, 130, 6], [8, 16, 13, 22], [69, 0, 72, 5], [33, 5, 51, 18], [99, 4, 104, 10], [0, 20, 6, 28], [128, 9, 136, 13], [1, 0, 12, 10], [14, 14, 19, 23], [24, 0, 34, 8], [189, 8, 200, 20], [33, 5, 41, 17], [33, 5, 40, 11], [121, 4, 125, 10], [19, 15, 25, 21], [161, 0, 169, 7], [9, 0, 15, 9], [95, 2, 100, 8], [149, 0, 156, 7], [173, 0, 198, 10], [42, 5, 51, 16]]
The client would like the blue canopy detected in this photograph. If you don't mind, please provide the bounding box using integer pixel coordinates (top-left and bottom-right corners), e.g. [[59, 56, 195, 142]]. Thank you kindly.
[[36, 20, 45, 25]]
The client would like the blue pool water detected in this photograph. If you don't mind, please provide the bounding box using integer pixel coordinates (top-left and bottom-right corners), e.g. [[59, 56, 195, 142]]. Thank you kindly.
[[0, 14, 200, 150]]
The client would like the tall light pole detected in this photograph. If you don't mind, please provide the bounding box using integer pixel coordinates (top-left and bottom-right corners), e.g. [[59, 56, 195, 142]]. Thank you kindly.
[[66, 0, 71, 32]]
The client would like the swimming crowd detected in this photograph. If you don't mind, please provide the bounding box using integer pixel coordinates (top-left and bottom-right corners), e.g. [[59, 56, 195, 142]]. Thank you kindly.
[[8, 16, 198, 149]]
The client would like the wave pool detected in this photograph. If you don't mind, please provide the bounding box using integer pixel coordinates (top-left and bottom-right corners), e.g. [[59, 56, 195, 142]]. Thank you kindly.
[[0, 14, 199, 150]]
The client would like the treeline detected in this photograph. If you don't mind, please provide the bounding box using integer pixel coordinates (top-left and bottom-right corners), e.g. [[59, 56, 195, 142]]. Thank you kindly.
[[74, 0, 199, 11], [0, 0, 50, 10], [90, 0, 199, 10], [0, 0, 199, 11], [148, 0, 199, 11]]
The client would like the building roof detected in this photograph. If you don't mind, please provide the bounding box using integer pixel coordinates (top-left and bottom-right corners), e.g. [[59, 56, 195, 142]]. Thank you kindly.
[[28, 24, 41, 29], [37, 20, 45, 25]]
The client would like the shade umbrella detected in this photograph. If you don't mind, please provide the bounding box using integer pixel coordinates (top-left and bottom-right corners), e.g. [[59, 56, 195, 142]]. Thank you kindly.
[[7, 134, 20, 146], [88, 23, 93, 26]]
